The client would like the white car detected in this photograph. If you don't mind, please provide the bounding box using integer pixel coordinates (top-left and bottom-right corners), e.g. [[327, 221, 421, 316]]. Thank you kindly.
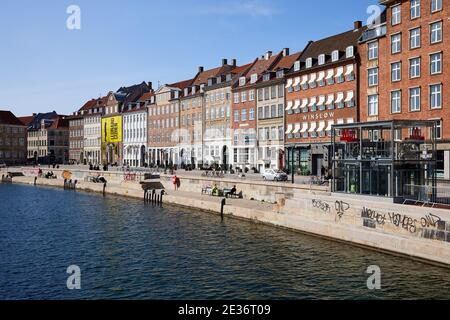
[[262, 169, 288, 182], [0, 162, 6, 168]]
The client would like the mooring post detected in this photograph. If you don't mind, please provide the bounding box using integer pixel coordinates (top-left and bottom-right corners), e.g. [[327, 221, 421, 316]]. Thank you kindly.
[[64, 179, 67, 189], [103, 182, 107, 197], [34, 176, 37, 186], [220, 198, 226, 221], [160, 190, 165, 206], [74, 180, 77, 190], [144, 190, 147, 203], [152, 189, 156, 204]]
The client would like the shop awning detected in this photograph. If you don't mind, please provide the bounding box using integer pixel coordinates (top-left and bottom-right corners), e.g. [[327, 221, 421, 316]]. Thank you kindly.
[[345, 64, 354, 76], [300, 122, 309, 133], [292, 77, 301, 87], [317, 71, 325, 82], [325, 69, 334, 80], [308, 73, 317, 84], [300, 75, 308, 85], [344, 91, 354, 102], [335, 92, 344, 103], [292, 123, 301, 134], [285, 100, 294, 111], [308, 122, 317, 133], [325, 94, 334, 105], [285, 78, 293, 89], [293, 99, 301, 111], [326, 120, 335, 132], [335, 67, 344, 78], [308, 97, 317, 107], [285, 124, 293, 134], [300, 98, 308, 109], [317, 121, 326, 132], [317, 95, 326, 106]]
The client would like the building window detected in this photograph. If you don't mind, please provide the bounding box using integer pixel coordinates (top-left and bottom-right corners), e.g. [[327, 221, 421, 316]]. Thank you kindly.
[[391, 90, 401, 113], [264, 87, 270, 100], [258, 107, 263, 120], [430, 52, 442, 74], [241, 91, 247, 102], [234, 93, 239, 104], [409, 87, 421, 111], [249, 108, 255, 120], [410, 27, 421, 49], [233, 110, 239, 122], [368, 95, 378, 116], [250, 74, 258, 83], [430, 21, 442, 44], [391, 33, 401, 54], [368, 41, 378, 60], [257, 89, 263, 101], [239, 77, 246, 86], [318, 54, 325, 65], [368, 68, 378, 86], [391, 62, 401, 82], [410, 0, 420, 19], [392, 5, 401, 25], [431, 0, 442, 12], [294, 61, 300, 71], [331, 50, 339, 62], [430, 84, 442, 109], [278, 104, 284, 117], [346, 46, 354, 58], [306, 58, 313, 68], [249, 90, 255, 101], [409, 57, 421, 78], [271, 86, 277, 99], [241, 109, 247, 121], [434, 120, 442, 140], [278, 84, 284, 98]]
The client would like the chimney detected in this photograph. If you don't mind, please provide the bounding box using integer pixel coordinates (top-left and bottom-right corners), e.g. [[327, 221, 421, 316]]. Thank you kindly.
[[147, 82, 153, 90], [265, 51, 273, 60], [282, 48, 290, 57], [354, 20, 362, 30], [222, 58, 228, 66], [231, 59, 237, 67], [198, 66, 204, 73]]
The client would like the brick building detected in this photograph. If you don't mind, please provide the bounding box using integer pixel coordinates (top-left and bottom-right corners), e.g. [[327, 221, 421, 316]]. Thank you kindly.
[[359, 0, 448, 177], [285, 22, 366, 177], [0, 110, 27, 165], [68, 113, 84, 164]]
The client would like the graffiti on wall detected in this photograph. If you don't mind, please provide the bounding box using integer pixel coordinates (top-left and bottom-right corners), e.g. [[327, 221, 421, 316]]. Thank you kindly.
[[311, 199, 350, 222], [312, 199, 331, 213]]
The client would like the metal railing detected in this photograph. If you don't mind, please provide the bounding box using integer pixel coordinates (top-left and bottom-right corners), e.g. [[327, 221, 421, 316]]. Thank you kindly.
[[403, 184, 450, 207]]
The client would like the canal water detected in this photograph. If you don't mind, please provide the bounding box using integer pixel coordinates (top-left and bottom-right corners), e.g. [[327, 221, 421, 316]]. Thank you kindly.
[[0, 183, 449, 300]]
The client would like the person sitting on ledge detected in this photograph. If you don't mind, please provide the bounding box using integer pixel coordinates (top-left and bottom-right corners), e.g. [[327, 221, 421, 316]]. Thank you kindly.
[[212, 184, 219, 196]]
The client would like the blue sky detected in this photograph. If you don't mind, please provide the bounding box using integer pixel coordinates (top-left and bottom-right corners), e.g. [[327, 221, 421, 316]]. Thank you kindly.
[[0, 0, 380, 116]]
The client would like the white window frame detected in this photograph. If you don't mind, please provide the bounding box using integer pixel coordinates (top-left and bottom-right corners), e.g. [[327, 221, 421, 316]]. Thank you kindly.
[[409, 87, 421, 112], [306, 58, 313, 68], [346, 46, 354, 58], [391, 62, 401, 82], [409, 27, 421, 49], [409, 57, 421, 79], [392, 5, 401, 25], [368, 67, 379, 87], [391, 90, 402, 113], [368, 95, 379, 116], [331, 50, 339, 62], [318, 54, 325, 65], [410, 0, 421, 19], [430, 52, 442, 75], [430, 21, 442, 44], [431, 0, 442, 13], [391, 33, 402, 54], [430, 83, 442, 109], [368, 41, 378, 60]]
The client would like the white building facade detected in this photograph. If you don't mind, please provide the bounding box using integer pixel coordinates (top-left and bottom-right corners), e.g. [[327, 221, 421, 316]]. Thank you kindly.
[[123, 107, 148, 167], [83, 113, 102, 165]]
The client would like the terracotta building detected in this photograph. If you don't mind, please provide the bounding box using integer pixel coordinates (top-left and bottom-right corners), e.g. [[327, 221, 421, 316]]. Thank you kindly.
[[203, 60, 252, 169], [359, 0, 448, 177], [255, 49, 301, 171], [149, 79, 192, 167], [285, 22, 366, 177], [0, 110, 27, 165]]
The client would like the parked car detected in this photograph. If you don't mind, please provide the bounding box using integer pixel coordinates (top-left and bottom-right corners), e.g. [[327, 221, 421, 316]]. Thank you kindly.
[[0, 162, 6, 168], [262, 169, 288, 182]]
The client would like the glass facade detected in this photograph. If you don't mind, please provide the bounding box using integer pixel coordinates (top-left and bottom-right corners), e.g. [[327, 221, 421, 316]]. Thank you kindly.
[[332, 120, 438, 202]]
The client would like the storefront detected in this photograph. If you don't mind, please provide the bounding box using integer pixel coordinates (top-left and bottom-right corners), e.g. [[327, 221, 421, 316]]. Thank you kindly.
[[332, 120, 438, 203]]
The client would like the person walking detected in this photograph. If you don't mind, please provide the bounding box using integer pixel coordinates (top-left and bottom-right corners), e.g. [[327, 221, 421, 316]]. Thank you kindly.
[[172, 174, 178, 191]]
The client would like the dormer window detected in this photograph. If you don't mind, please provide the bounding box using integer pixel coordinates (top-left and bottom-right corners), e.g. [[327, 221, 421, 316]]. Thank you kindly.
[[239, 77, 246, 86], [208, 79, 213, 86], [192, 86, 196, 95], [306, 58, 313, 68], [250, 74, 258, 83], [200, 84, 205, 92], [184, 88, 189, 96], [226, 74, 232, 81], [346, 46, 354, 58], [263, 74, 270, 82], [318, 54, 325, 65], [332, 50, 339, 62], [294, 61, 300, 71], [276, 70, 284, 78], [217, 76, 222, 84]]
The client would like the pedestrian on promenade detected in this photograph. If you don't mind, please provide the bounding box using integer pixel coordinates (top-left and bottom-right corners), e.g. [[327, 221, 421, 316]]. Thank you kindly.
[[172, 174, 178, 191]]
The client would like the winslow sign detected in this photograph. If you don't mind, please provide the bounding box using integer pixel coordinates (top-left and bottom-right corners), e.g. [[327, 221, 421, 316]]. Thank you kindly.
[[302, 111, 334, 121]]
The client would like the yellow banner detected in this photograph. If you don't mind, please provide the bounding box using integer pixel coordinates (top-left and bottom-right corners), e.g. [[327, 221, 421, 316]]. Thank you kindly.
[[102, 116, 122, 143]]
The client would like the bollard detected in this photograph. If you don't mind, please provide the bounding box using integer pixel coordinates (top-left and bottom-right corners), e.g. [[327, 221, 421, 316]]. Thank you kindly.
[[103, 182, 107, 197], [34, 176, 37, 186], [64, 179, 67, 189], [159, 190, 165, 206], [74, 180, 77, 190], [220, 198, 226, 221], [144, 190, 147, 203], [152, 189, 156, 205]]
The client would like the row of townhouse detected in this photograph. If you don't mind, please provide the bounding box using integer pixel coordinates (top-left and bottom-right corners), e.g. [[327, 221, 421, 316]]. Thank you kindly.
[[50, 0, 444, 176]]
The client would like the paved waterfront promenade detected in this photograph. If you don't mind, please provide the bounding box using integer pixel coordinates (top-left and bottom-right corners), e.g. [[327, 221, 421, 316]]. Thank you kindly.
[[2, 166, 450, 267]]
